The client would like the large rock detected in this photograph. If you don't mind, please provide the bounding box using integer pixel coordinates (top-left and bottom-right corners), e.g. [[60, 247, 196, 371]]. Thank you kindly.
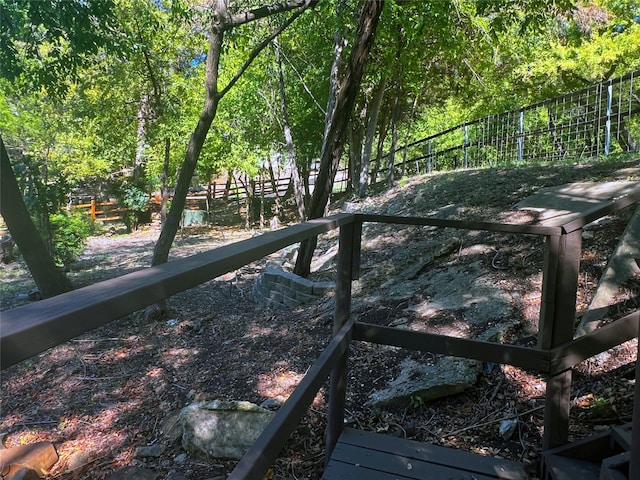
[[367, 356, 483, 408], [106, 467, 160, 480], [179, 400, 275, 460], [366, 261, 516, 407]]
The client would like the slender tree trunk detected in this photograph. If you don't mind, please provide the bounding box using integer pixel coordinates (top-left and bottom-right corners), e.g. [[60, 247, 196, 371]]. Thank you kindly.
[[267, 157, 282, 217], [358, 76, 386, 197], [0, 137, 73, 298], [387, 89, 401, 188], [152, 12, 224, 266], [259, 174, 265, 229], [224, 170, 232, 200], [274, 36, 305, 221], [371, 110, 389, 185], [349, 119, 364, 193], [151, 0, 313, 267], [294, 0, 384, 277], [160, 137, 170, 226], [135, 93, 149, 180]]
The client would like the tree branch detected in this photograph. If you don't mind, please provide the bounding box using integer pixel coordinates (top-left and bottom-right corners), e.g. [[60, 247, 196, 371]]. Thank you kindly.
[[228, 0, 317, 28], [218, 3, 310, 99]]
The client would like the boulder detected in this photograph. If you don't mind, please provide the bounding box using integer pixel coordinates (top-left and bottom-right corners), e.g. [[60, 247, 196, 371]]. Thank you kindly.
[[179, 400, 275, 460], [366, 261, 517, 407], [367, 356, 483, 408], [106, 466, 160, 480]]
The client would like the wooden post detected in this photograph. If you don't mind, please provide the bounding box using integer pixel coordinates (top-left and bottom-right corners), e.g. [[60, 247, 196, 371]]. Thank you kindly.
[[325, 219, 360, 465], [629, 321, 640, 480], [90, 199, 96, 222], [539, 230, 582, 449]]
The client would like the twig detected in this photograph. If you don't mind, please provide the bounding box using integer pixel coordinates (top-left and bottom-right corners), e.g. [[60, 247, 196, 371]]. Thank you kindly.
[[521, 251, 535, 267], [443, 405, 544, 437], [16, 420, 59, 427], [487, 377, 504, 404], [69, 338, 127, 342], [491, 250, 509, 270]]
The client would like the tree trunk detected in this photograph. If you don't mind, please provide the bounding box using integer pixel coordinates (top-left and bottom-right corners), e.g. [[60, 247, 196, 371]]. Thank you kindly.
[[151, 0, 314, 267], [224, 171, 232, 200], [370, 110, 389, 186], [274, 35, 305, 221], [349, 118, 364, 193], [160, 137, 170, 226], [358, 76, 386, 197], [0, 137, 73, 298], [151, 16, 224, 266], [387, 88, 401, 188], [294, 0, 384, 277], [259, 174, 265, 229], [267, 157, 282, 217]]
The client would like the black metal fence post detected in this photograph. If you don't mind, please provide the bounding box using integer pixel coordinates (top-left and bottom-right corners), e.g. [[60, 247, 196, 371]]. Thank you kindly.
[[325, 219, 361, 465]]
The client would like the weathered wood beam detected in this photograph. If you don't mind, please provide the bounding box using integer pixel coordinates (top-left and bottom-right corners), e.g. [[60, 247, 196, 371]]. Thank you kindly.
[[561, 187, 640, 234], [357, 213, 562, 236], [326, 220, 361, 465], [353, 323, 550, 372], [540, 230, 582, 449], [229, 317, 355, 480], [1, 214, 354, 369], [549, 310, 639, 375]]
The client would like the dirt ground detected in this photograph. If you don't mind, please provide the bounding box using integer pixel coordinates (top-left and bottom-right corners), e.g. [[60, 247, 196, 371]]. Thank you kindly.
[[1, 157, 639, 479]]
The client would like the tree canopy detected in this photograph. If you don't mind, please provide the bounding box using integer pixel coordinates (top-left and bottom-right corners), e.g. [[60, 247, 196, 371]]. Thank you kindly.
[[1, 0, 638, 285]]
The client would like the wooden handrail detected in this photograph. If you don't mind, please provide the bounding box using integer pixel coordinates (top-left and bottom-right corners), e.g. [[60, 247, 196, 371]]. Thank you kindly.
[[0, 214, 354, 369], [358, 213, 562, 236], [2, 191, 640, 477], [228, 317, 355, 480], [548, 310, 640, 375], [353, 322, 551, 372]]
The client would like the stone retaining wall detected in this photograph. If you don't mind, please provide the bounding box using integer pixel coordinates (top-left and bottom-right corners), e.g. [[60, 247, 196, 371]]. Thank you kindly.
[[253, 267, 335, 309]]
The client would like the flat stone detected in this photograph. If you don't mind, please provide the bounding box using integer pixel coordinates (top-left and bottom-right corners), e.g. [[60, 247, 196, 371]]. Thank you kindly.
[[134, 444, 166, 458], [368, 356, 483, 408], [180, 400, 275, 460], [394, 262, 512, 324], [106, 466, 160, 480]]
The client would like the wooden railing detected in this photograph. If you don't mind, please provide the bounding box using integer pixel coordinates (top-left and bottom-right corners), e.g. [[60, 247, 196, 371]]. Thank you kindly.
[[2, 196, 639, 479], [69, 199, 129, 223]]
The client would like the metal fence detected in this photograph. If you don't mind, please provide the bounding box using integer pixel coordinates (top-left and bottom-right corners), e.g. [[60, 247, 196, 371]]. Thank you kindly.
[[377, 70, 640, 180]]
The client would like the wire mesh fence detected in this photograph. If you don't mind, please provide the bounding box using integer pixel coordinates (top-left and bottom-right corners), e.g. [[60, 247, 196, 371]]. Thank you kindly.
[[377, 70, 640, 181]]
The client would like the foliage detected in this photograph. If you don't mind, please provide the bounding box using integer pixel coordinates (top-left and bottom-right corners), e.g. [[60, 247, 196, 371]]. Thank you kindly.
[[2, 0, 638, 229], [48, 212, 92, 267], [0, 0, 122, 98]]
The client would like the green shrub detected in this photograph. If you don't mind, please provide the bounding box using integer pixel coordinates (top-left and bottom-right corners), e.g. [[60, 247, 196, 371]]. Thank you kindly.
[[49, 212, 92, 267]]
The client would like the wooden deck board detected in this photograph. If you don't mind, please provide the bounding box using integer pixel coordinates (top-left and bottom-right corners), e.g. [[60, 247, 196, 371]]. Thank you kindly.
[[541, 454, 600, 480], [322, 428, 529, 480]]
